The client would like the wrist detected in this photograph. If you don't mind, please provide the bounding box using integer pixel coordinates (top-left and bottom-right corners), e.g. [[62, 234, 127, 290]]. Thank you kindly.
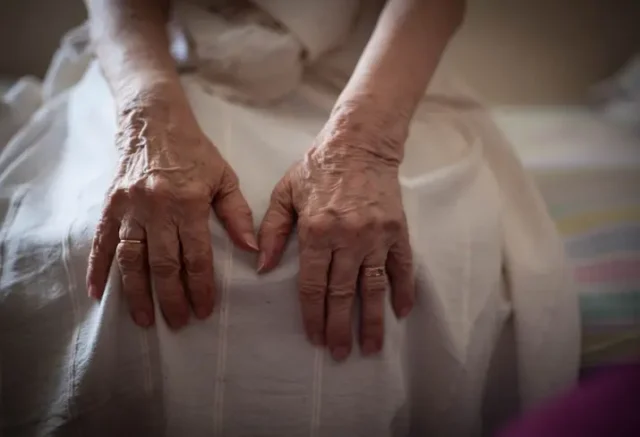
[[115, 80, 202, 150], [114, 69, 186, 108], [325, 95, 411, 164], [117, 78, 194, 123]]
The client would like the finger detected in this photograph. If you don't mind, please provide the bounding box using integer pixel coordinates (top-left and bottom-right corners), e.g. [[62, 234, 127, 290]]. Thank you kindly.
[[326, 249, 362, 361], [87, 196, 123, 299], [298, 246, 331, 347], [146, 220, 190, 329], [213, 166, 258, 252], [359, 249, 389, 356], [116, 219, 153, 328], [257, 175, 295, 273], [386, 224, 415, 319], [179, 218, 215, 320]]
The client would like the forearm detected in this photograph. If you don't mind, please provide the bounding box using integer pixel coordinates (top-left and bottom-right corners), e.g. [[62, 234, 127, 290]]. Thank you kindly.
[[334, 0, 465, 160], [84, 0, 187, 109]]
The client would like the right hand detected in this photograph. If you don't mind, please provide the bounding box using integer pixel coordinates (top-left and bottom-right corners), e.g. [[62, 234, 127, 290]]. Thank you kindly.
[[87, 89, 257, 329]]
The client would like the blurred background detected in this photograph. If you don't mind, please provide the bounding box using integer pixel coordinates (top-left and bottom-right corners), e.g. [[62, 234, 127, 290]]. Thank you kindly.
[[0, 0, 639, 104]]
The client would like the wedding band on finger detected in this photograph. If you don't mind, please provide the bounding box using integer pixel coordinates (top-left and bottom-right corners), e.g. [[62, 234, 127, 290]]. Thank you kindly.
[[119, 239, 146, 245], [363, 266, 386, 277]]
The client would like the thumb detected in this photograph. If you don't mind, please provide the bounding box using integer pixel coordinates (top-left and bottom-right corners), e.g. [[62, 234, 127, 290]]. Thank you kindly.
[[257, 175, 295, 273], [213, 166, 259, 251]]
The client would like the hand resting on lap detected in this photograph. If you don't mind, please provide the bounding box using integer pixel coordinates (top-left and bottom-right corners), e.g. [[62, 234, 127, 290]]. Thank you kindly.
[[258, 103, 416, 361], [87, 91, 258, 329]]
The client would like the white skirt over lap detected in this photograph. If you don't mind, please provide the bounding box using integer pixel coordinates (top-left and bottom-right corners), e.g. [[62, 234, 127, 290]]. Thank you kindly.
[[0, 54, 579, 437]]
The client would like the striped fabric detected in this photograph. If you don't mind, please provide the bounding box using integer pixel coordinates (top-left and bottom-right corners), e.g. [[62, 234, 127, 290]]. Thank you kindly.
[[534, 170, 640, 369]]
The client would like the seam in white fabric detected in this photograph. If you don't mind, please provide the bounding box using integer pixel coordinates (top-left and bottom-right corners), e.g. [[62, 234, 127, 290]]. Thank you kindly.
[[309, 348, 324, 437], [213, 236, 234, 436], [62, 220, 83, 437], [139, 331, 153, 395], [462, 199, 472, 353], [212, 98, 234, 437]]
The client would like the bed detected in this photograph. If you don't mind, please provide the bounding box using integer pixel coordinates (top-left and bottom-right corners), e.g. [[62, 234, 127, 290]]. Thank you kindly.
[[493, 105, 640, 370]]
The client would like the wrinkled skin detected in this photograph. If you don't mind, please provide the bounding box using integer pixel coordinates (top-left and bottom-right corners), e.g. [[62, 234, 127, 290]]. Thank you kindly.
[[87, 95, 257, 329], [258, 111, 416, 361]]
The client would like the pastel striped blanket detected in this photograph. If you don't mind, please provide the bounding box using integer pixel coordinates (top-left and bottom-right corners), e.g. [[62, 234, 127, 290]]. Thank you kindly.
[[535, 170, 640, 368]]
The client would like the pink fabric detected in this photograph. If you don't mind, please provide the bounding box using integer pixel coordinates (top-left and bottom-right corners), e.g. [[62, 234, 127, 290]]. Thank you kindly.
[[499, 364, 640, 437]]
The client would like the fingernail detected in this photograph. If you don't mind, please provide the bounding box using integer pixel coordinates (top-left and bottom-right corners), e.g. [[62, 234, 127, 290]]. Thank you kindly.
[[243, 232, 259, 251], [133, 311, 151, 327], [195, 306, 213, 320], [331, 347, 350, 362], [398, 307, 412, 318], [88, 285, 99, 299], [256, 251, 267, 273], [362, 340, 380, 356]]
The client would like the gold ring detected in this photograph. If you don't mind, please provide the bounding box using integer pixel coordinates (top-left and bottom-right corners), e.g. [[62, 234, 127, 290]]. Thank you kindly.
[[363, 266, 385, 277], [119, 239, 145, 244]]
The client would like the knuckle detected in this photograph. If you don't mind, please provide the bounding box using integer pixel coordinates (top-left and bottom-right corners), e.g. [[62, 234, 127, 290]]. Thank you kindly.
[[150, 179, 174, 200], [136, 177, 174, 203], [217, 166, 239, 195], [299, 282, 326, 303], [178, 183, 209, 204], [224, 167, 240, 186], [109, 187, 129, 205], [269, 183, 292, 212], [382, 215, 404, 234], [272, 174, 291, 197], [149, 258, 180, 278], [116, 244, 144, 266], [128, 180, 150, 198], [328, 286, 355, 302], [89, 235, 103, 256], [90, 232, 114, 259], [390, 251, 413, 272], [95, 214, 117, 235], [302, 215, 331, 237], [183, 254, 212, 276], [340, 213, 367, 234]]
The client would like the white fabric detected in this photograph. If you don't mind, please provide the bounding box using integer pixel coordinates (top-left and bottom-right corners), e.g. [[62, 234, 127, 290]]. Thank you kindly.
[[0, 77, 43, 147], [172, 2, 305, 104], [168, 0, 362, 104], [0, 2, 579, 436], [250, 0, 360, 61]]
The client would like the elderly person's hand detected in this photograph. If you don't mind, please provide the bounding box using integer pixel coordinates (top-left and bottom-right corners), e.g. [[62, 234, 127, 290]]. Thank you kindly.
[[84, 0, 260, 329], [256, 0, 465, 360], [258, 103, 415, 360], [87, 89, 258, 329]]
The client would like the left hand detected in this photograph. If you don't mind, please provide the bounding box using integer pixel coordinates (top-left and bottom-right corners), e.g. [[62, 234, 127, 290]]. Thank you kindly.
[[257, 107, 415, 361]]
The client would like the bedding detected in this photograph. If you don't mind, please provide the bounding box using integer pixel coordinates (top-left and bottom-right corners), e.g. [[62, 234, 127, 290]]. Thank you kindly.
[[493, 107, 640, 370]]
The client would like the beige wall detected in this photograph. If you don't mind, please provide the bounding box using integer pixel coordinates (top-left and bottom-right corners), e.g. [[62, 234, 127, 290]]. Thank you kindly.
[[0, 0, 86, 78], [446, 0, 640, 104], [1, 0, 638, 104]]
